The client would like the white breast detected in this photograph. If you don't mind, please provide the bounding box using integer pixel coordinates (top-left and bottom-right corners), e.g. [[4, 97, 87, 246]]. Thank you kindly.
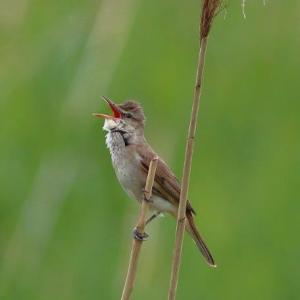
[[105, 131, 144, 201]]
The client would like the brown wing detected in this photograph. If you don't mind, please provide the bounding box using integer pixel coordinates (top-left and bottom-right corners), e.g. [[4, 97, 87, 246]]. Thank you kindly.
[[135, 144, 196, 215]]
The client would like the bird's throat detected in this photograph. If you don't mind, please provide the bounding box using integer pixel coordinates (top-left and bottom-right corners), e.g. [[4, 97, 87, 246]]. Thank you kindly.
[[105, 131, 128, 157]]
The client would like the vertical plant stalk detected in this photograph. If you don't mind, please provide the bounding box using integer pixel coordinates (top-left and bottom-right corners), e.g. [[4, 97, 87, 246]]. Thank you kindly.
[[168, 37, 208, 300], [168, 1, 221, 299], [121, 157, 158, 300]]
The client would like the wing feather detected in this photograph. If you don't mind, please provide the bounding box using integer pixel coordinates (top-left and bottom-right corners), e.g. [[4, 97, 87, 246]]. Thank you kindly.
[[136, 144, 196, 214]]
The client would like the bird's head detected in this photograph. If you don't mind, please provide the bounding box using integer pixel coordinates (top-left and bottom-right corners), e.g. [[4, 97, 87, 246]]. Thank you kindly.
[[94, 96, 145, 139]]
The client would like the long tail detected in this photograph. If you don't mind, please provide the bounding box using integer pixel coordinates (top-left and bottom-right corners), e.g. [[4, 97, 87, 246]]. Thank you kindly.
[[186, 212, 216, 267]]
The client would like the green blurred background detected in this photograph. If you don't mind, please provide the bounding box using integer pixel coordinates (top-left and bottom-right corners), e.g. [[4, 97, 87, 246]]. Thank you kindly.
[[1, 0, 300, 299]]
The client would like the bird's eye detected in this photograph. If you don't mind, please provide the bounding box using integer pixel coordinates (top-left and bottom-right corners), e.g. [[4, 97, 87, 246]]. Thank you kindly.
[[125, 113, 133, 119]]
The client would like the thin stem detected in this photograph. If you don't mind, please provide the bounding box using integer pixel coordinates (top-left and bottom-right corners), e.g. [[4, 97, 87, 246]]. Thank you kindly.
[[168, 36, 208, 300], [121, 157, 158, 300]]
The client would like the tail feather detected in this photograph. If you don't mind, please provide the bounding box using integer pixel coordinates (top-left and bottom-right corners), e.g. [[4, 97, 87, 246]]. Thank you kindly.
[[186, 212, 216, 267]]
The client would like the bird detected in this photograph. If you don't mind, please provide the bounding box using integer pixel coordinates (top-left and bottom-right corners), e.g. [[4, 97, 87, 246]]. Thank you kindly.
[[94, 96, 216, 267]]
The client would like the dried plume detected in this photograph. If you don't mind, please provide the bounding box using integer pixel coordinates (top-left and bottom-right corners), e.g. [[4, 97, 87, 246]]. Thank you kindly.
[[200, 0, 222, 38]]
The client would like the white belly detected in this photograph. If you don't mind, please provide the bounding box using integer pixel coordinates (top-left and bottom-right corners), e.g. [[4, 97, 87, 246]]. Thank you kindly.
[[150, 195, 176, 214], [115, 158, 143, 199]]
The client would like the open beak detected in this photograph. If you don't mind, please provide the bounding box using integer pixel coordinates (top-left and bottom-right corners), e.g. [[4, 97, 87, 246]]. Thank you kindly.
[[93, 96, 122, 119]]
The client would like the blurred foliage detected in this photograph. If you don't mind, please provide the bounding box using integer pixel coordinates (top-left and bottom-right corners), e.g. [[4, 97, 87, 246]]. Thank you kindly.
[[1, 0, 300, 299]]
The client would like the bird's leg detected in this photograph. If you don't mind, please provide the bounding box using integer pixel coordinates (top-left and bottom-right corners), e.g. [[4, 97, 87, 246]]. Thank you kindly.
[[132, 211, 163, 240], [146, 211, 163, 225], [132, 185, 161, 241]]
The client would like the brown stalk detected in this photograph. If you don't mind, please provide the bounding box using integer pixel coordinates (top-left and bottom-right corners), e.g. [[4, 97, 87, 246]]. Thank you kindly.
[[121, 157, 158, 300], [168, 1, 221, 299]]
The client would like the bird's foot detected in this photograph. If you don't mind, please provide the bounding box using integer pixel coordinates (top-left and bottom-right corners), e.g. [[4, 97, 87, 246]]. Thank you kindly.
[[132, 227, 149, 241]]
